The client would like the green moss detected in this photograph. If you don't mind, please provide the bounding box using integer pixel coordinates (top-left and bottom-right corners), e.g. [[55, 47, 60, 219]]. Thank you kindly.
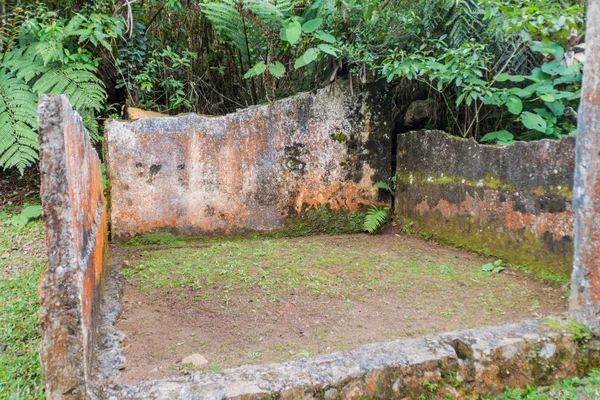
[[125, 232, 188, 246], [395, 171, 572, 201], [305, 205, 365, 235], [123, 206, 366, 247], [331, 132, 348, 142], [545, 319, 593, 344], [394, 212, 573, 281]]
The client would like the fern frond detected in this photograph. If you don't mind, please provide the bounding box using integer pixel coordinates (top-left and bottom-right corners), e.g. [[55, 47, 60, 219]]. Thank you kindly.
[[363, 206, 390, 233], [0, 68, 38, 174], [374, 181, 393, 194], [31, 62, 104, 140]]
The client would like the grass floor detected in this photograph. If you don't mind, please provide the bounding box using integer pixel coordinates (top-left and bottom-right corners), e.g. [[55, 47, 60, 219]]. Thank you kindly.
[[117, 234, 568, 382], [0, 207, 45, 399], [0, 200, 599, 399]]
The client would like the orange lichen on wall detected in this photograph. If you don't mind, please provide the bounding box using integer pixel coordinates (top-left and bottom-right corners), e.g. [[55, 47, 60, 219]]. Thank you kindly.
[[106, 81, 391, 240], [38, 95, 108, 398], [416, 189, 574, 242]]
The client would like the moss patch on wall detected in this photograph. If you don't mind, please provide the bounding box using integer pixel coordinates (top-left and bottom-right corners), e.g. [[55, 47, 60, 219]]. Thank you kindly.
[[395, 171, 572, 202], [394, 211, 573, 280], [124, 205, 367, 247]]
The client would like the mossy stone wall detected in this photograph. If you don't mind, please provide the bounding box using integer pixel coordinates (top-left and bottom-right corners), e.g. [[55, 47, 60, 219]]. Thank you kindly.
[[395, 130, 576, 277]]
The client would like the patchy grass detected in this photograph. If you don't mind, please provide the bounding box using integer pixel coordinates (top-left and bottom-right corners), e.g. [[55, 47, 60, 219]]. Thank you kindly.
[[122, 235, 566, 309], [118, 234, 567, 382], [0, 205, 46, 399], [493, 369, 600, 399]]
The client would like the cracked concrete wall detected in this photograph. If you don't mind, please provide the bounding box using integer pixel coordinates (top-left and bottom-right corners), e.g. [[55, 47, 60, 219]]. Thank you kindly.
[[38, 95, 107, 399], [395, 130, 575, 276], [105, 80, 392, 241], [570, 0, 600, 332]]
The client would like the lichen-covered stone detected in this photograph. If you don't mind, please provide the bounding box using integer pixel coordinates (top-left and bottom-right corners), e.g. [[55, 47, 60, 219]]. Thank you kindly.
[[105, 80, 392, 241], [570, 2, 600, 332], [38, 95, 108, 399], [395, 130, 576, 276]]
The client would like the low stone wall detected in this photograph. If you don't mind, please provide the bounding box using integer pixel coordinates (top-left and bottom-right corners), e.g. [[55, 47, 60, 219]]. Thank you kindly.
[[395, 130, 575, 276], [105, 80, 392, 240], [104, 319, 600, 399], [38, 95, 107, 398]]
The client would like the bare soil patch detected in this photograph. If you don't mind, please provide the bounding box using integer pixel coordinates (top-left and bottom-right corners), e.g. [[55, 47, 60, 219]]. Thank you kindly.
[[116, 233, 567, 384]]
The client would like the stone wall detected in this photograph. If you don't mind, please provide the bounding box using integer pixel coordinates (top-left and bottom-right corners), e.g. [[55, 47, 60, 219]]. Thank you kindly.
[[395, 130, 575, 276], [105, 80, 392, 240], [38, 95, 107, 398]]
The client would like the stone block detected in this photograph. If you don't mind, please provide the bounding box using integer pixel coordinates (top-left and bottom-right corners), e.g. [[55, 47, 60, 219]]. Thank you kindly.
[[38, 95, 107, 399]]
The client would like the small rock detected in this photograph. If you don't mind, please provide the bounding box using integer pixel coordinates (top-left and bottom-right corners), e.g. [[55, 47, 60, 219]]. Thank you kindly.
[[181, 353, 209, 367]]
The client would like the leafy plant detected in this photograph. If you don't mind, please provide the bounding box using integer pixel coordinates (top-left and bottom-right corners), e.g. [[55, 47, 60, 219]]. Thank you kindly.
[[0, 5, 124, 173], [481, 41, 582, 143], [482, 259, 504, 273], [363, 205, 389, 233], [10, 205, 42, 228]]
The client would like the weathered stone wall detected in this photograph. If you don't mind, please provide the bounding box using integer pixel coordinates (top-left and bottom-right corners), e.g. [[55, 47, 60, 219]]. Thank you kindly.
[[570, 1, 600, 332], [105, 319, 600, 399], [38, 95, 107, 398], [395, 130, 575, 276], [105, 80, 392, 240]]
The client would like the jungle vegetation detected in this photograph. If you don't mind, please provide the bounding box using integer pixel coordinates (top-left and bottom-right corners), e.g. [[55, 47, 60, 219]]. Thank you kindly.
[[0, 0, 586, 173]]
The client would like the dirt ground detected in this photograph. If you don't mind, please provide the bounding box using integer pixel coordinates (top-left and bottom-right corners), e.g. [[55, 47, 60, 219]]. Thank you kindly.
[[115, 233, 568, 384]]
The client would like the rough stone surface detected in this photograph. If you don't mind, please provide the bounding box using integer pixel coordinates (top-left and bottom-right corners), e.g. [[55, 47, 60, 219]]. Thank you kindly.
[[105, 80, 392, 240], [182, 354, 209, 368], [570, 1, 600, 331], [395, 130, 576, 276], [38, 95, 108, 399], [94, 319, 600, 399]]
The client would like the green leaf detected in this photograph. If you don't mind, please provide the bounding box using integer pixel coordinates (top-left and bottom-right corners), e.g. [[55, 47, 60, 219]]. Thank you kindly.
[[495, 73, 526, 83], [531, 41, 565, 61], [243, 62, 267, 79], [10, 214, 28, 228], [302, 18, 322, 33], [363, 206, 389, 233], [482, 263, 494, 272], [493, 259, 503, 266], [506, 96, 523, 115], [21, 205, 42, 219], [281, 21, 302, 45], [480, 130, 514, 144], [545, 100, 565, 117], [294, 48, 320, 69], [541, 62, 566, 76], [268, 61, 286, 79], [540, 93, 555, 102], [521, 111, 547, 133], [554, 73, 582, 85], [317, 44, 340, 56], [314, 30, 336, 44], [0, 211, 8, 219]]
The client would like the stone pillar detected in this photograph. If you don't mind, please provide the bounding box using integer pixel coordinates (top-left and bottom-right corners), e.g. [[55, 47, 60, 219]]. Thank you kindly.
[[570, 0, 600, 331], [38, 95, 107, 399]]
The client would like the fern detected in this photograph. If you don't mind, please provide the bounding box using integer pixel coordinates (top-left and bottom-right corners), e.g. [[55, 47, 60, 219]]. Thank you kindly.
[[374, 180, 393, 194], [202, 0, 295, 65], [422, 0, 483, 46], [0, 69, 39, 173], [363, 206, 390, 234]]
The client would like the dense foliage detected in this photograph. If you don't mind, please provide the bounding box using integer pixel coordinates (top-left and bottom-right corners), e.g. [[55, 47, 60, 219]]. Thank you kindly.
[[0, 0, 586, 173]]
